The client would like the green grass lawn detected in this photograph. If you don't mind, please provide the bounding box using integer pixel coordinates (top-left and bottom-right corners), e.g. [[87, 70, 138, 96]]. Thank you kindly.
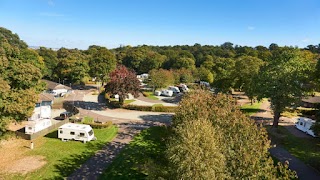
[[240, 100, 264, 116], [100, 126, 168, 180], [124, 99, 135, 104], [143, 91, 159, 100], [4, 126, 117, 180], [267, 126, 320, 171]]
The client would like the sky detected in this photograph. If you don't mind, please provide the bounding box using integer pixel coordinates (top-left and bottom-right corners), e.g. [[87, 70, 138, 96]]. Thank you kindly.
[[0, 0, 320, 49]]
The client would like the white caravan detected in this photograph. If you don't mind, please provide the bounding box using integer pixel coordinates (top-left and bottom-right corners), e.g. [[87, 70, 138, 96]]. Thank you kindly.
[[295, 117, 317, 137], [25, 119, 52, 134], [58, 123, 96, 143], [161, 89, 173, 97]]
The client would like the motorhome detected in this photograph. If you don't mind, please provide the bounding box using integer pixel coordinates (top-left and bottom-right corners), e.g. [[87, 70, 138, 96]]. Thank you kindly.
[[177, 84, 189, 92], [295, 117, 317, 137], [25, 119, 52, 134], [161, 89, 173, 97], [58, 123, 96, 143], [168, 86, 180, 94]]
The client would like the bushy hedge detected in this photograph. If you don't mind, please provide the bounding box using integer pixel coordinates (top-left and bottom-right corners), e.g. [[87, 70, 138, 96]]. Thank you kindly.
[[83, 121, 113, 129], [123, 104, 177, 112], [142, 91, 150, 97]]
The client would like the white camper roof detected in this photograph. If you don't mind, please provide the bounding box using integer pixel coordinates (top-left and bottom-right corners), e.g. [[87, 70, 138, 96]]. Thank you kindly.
[[298, 117, 316, 123], [59, 123, 92, 131]]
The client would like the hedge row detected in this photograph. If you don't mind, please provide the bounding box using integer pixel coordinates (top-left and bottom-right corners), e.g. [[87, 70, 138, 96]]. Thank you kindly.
[[83, 121, 113, 129], [123, 104, 178, 112]]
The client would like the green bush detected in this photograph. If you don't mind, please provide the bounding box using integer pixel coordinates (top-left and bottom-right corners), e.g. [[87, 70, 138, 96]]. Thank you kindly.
[[123, 104, 177, 112], [123, 104, 153, 111], [83, 121, 113, 129], [153, 105, 177, 112], [142, 91, 149, 97]]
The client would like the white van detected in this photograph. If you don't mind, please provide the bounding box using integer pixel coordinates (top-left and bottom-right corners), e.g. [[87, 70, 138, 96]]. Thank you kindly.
[[295, 117, 317, 137], [58, 123, 96, 143]]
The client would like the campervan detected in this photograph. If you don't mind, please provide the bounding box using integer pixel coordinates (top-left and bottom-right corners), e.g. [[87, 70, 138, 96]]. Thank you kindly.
[[295, 117, 317, 137], [178, 84, 189, 92], [25, 119, 52, 134], [161, 89, 173, 97], [58, 123, 96, 143], [168, 86, 180, 94]]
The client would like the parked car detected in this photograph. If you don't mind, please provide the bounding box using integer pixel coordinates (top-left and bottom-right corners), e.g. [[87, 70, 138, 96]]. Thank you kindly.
[[59, 112, 73, 120]]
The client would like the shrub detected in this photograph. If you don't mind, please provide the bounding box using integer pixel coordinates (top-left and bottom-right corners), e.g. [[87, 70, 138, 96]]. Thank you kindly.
[[123, 104, 152, 111], [83, 121, 113, 129], [142, 91, 149, 97], [153, 105, 177, 112], [123, 104, 178, 112]]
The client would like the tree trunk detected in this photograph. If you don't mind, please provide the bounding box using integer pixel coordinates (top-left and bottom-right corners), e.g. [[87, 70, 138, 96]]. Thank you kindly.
[[250, 98, 253, 105], [272, 111, 281, 128], [119, 96, 124, 106]]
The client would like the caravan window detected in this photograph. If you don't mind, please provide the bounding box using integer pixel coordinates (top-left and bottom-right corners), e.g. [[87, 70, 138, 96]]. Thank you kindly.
[[88, 130, 93, 136], [300, 122, 303, 126], [79, 133, 85, 137], [60, 130, 63, 134], [70, 132, 75, 135]]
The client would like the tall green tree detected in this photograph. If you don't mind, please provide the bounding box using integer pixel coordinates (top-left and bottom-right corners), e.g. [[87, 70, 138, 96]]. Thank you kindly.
[[167, 90, 296, 179], [233, 55, 264, 91], [88, 46, 117, 84], [55, 49, 89, 84], [252, 49, 314, 128], [38, 47, 59, 78], [212, 57, 236, 92], [0, 28, 43, 135], [166, 118, 226, 179], [104, 65, 140, 105], [148, 69, 175, 90]]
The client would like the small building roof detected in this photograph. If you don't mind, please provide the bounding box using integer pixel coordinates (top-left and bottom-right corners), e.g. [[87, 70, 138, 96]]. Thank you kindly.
[[37, 93, 55, 103], [42, 79, 71, 90]]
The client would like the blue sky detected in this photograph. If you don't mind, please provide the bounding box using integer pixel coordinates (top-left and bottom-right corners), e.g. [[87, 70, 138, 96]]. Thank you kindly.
[[0, 0, 319, 49]]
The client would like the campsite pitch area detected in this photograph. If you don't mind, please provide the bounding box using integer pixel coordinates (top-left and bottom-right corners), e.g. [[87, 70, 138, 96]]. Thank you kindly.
[[0, 126, 117, 179]]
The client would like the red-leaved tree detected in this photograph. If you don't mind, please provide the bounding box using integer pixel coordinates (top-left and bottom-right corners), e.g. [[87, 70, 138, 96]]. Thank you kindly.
[[104, 65, 140, 105]]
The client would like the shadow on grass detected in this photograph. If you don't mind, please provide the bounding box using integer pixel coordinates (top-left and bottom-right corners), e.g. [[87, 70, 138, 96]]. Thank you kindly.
[[45, 130, 58, 139], [50, 140, 106, 179], [100, 126, 169, 180]]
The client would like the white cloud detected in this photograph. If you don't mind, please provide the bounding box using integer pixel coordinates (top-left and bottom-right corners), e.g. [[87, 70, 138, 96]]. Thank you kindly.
[[39, 12, 64, 17], [247, 26, 255, 31]]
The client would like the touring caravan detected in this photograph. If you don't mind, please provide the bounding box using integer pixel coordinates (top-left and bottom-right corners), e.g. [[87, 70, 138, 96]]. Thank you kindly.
[[161, 89, 173, 97], [58, 123, 96, 143], [25, 119, 52, 134], [295, 117, 317, 137]]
